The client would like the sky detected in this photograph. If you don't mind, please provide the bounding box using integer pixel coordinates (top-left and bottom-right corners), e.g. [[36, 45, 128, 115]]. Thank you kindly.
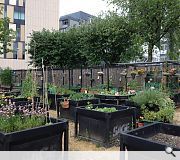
[[60, 0, 114, 16]]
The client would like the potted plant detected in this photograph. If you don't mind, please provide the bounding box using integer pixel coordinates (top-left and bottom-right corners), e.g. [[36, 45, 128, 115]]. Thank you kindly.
[[169, 68, 177, 75], [0, 104, 68, 151], [48, 85, 71, 110], [137, 69, 145, 75], [58, 93, 99, 121], [130, 70, 137, 79]]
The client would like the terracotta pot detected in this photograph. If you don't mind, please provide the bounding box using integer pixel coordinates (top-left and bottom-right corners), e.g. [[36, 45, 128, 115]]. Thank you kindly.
[[61, 99, 69, 109], [136, 122, 144, 128]]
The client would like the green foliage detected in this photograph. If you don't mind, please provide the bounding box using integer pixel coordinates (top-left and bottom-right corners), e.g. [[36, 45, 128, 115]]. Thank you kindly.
[[21, 71, 38, 98], [128, 79, 141, 91], [48, 84, 75, 95], [108, 0, 180, 61], [69, 93, 94, 101], [130, 89, 175, 122], [0, 115, 45, 133], [0, 67, 12, 86], [29, 13, 143, 67], [85, 103, 117, 113], [80, 13, 143, 65], [29, 29, 86, 68], [0, 8, 16, 55]]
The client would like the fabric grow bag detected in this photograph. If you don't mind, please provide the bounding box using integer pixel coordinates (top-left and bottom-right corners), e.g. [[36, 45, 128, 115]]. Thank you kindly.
[[58, 98, 100, 121], [75, 104, 136, 147], [0, 118, 68, 151], [120, 122, 180, 151]]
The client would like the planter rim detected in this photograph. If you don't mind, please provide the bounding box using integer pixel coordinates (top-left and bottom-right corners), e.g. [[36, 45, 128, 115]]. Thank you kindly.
[[0, 117, 68, 135]]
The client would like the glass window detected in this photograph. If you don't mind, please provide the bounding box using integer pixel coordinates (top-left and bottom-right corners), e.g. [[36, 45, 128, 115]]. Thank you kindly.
[[62, 19, 68, 25], [14, 11, 25, 20], [9, 0, 16, 5]]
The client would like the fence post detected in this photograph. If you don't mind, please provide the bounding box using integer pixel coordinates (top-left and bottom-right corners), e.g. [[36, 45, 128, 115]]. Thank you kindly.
[[107, 65, 110, 91], [80, 67, 83, 88], [68, 69, 71, 89]]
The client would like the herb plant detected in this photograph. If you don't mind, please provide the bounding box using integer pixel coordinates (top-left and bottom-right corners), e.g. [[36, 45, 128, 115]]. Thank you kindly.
[[130, 89, 175, 122], [0, 104, 46, 133]]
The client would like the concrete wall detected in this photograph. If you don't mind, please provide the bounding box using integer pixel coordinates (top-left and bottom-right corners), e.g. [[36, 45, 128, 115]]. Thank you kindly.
[[0, 0, 60, 69], [0, 58, 29, 70]]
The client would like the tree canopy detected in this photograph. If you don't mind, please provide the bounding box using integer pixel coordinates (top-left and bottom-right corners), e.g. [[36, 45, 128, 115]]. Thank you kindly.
[[29, 13, 143, 67], [108, 0, 180, 61], [0, 8, 15, 55]]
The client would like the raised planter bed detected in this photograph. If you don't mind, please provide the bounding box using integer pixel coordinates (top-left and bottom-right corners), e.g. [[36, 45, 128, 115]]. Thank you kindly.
[[94, 94, 130, 105], [48, 94, 70, 110], [0, 118, 68, 151], [120, 122, 180, 151], [75, 104, 136, 147], [11, 98, 28, 102], [58, 98, 100, 121]]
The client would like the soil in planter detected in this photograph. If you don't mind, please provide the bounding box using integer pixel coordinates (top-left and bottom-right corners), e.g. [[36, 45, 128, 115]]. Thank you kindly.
[[148, 133, 180, 149]]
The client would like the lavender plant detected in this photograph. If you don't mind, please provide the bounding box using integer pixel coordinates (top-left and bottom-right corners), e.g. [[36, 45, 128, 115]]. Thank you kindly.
[[0, 104, 47, 133]]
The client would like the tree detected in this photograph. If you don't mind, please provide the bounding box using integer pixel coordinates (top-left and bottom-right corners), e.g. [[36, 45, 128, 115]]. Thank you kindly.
[[79, 13, 143, 65], [0, 8, 15, 55], [108, 0, 180, 61], [29, 29, 86, 68]]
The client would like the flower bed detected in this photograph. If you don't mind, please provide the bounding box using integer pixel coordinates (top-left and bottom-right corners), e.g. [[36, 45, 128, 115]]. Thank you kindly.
[[75, 104, 136, 147], [0, 104, 68, 151]]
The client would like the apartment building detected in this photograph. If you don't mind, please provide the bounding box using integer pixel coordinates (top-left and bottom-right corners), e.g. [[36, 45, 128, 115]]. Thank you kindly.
[[0, 0, 60, 69], [60, 11, 94, 32]]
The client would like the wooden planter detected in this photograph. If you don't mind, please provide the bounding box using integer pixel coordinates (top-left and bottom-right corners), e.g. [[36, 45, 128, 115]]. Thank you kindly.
[[75, 104, 136, 147], [58, 98, 100, 121], [120, 122, 180, 151], [0, 118, 69, 151]]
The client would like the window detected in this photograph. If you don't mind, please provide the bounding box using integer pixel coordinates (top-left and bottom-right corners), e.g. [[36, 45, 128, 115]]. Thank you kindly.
[[13, 42, 18, 59], [9, 0, 16, 5], [14, 11, 25, 20], [62, 19, 68, 25]]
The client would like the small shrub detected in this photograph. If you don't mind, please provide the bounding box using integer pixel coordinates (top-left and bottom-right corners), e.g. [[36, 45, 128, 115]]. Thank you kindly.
[[130, 89, 175, 123]]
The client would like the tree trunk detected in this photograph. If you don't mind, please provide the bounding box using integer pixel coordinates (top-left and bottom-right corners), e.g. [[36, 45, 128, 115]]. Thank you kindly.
[[168, 30, 175, 60], [148, 43, 154, 62]]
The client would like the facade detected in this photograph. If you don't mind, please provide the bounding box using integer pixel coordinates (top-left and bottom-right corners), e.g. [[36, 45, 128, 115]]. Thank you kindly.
[[60, 11, 94, 32], [0, 0, 60, 69]]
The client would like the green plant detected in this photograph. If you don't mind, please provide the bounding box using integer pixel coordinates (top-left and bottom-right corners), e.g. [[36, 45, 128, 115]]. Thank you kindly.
[[0, 67, 12, 86], [85, 103, 118, 113], [69, 93, 94, 101], [127, 79, 141, 91], [0, 105, 46, 133], [21, 71, 38, 98], [130, 89, 175, 123]]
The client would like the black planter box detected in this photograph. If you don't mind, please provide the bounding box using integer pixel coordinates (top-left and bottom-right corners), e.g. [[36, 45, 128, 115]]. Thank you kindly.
[[58, 98, 100, 121], [94, 94, 129, 105], [13, 101, 31, 106], [11, 98, 28, 102], [120, 122, 180, 151], [75, 104, 136, 147], [0, 118, 68, 151], [124, 100, 142, 118], [48, 94, 70, 110]]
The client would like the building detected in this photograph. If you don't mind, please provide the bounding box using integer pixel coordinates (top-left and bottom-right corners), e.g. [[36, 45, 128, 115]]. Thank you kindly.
[[60, 11, 94, 32], [0, 0, 60, 70]]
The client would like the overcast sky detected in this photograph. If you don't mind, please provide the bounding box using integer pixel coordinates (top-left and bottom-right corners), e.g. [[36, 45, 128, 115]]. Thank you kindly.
[[60, 0, 114, 16]]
